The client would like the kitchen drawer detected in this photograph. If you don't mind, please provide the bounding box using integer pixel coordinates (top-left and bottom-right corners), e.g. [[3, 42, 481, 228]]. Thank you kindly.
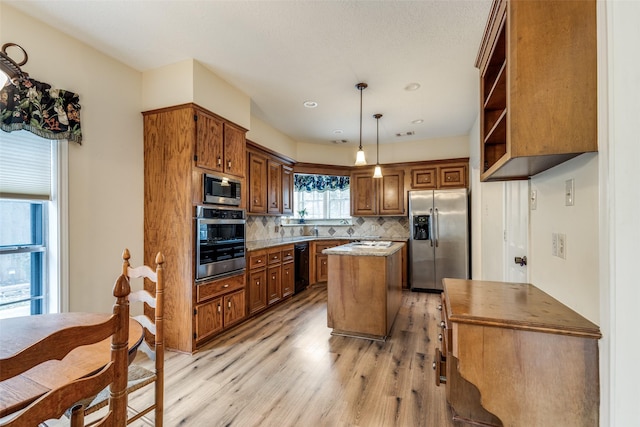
[[249, 251, 267, 269], [196, 274, 245, 303], [281, 245, 294, 262], [315, 241, 344, 254], [268, 249, 282, 265]]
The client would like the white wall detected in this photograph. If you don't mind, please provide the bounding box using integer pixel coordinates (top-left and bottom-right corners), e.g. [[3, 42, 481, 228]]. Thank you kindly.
[[1, 4, 144, 313], [602, 1, 640, 425], [142, 59, 251, 130], [247, 116, 297, 159], [530, 153, 599, 322], [296, 134, 469, 166]]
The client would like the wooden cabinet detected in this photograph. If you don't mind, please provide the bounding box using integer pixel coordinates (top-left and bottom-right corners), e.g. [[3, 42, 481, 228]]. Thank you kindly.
[[411, 162, 467, 189], [441, 278, 601, 426], [248, 152, 268, 214], [311, 240, 347, 284], [194, 274, 246, 344], [195, 109, 246, 178], [247, 244, 294, 315], [282, 165, 293, 215], [246, 142, 295, 215], [248, 250, 268, 314], [476, 0, 597, 181], [267, 160, 282, 214], [282, 261, 294, 298], [143, 104, 247, 353], [351, 168, 404, 216]]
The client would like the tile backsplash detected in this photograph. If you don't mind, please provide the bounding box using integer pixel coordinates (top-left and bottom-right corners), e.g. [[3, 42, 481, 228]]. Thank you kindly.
[[246, 216, 410, 241]]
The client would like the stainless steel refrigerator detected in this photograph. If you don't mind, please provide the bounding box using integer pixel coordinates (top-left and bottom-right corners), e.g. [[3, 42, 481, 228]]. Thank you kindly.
[[409, 189, 469, 292]]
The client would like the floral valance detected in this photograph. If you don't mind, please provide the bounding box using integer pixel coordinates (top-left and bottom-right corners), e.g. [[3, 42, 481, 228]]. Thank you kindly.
[[294, 174, 349, 193], [0, 78, 82, 144]]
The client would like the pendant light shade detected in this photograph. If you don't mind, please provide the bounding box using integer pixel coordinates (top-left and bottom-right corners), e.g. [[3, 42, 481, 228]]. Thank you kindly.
[[354, 82, 368, 166], [373, 113, 383, 178]]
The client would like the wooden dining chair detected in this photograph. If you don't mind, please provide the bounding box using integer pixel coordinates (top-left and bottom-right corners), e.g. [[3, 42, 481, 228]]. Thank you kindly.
[[0, 274, 131, 427], [83, 248, 165, 426]]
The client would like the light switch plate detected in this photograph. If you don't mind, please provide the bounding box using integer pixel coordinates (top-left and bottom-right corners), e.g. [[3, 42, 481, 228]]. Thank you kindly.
[[557, 233, 567, 259], [565, 179, 575, 206], [530, 190, 537, 210]]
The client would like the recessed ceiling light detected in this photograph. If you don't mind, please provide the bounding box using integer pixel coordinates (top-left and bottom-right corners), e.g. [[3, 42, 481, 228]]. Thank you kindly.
[[411, 119, 424, 124], [405, 83, 421, 91], [303, 100, 318, 108], [333, 129, 343, 134]]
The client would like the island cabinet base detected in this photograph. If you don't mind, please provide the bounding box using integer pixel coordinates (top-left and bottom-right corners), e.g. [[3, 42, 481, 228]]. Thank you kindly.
[[326, 249, 402, 340]]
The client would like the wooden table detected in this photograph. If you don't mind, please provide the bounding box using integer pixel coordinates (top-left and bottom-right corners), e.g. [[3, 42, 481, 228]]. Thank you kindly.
[[0, 312, 144, 418]]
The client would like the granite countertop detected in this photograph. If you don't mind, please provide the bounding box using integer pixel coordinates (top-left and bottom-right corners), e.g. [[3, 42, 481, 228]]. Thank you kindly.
[[246, 236, 408, 251], [322, 241, 405, 257]]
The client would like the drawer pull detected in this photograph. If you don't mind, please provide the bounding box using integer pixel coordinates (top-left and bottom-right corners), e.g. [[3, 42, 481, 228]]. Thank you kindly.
[[257, 259, 262, 263], [223, 284, 230, 288]]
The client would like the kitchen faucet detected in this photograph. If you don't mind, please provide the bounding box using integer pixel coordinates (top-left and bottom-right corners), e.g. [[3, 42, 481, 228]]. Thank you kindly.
[[314, 225, 319, 237]]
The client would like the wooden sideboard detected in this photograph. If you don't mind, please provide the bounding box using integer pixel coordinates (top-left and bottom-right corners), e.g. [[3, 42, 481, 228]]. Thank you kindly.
[[439, 278, 602, 426]]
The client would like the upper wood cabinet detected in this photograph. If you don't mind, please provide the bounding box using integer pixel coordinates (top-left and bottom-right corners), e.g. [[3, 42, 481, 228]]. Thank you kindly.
[[282, 165, 293, 215], [411, 162, 468, 190], [246, 142, 295, 215], [267, 160, 282, 214], [476, 0, 597, 181], [351, 168, 404, 216], [195, 108, 246, 178], [248, 152, 268, 214]]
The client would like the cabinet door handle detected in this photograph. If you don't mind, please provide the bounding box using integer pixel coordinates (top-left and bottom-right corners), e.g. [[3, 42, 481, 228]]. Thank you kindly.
[[256, 281, 260, 286], [257, 259, 262, 263], [223, 284, 230, 288], [440, 321, 445, 328], [228, 301, 232, 309], [227, 160, 232, 169], [217, 156, 222, 166], [272, 275, 276, 280], [438, 334, 443, 342], [217, 304, 221, 313], [437, 304, 442, 311]]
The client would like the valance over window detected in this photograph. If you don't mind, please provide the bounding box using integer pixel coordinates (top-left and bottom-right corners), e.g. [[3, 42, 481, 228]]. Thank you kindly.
[[294, 174, 349, 193], [0, 78, 82, 144]]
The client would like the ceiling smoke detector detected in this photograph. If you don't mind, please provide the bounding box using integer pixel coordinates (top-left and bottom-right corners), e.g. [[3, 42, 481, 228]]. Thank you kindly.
[[395, 131, 415, 137]]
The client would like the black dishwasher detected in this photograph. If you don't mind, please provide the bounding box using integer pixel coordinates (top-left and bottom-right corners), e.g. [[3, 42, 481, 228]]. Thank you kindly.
[[294, 242, 309, 293]]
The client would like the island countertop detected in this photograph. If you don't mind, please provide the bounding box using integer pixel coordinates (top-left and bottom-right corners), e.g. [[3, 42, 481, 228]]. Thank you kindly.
[[322, 241, 404, 257], [246, 236, 408, 252]]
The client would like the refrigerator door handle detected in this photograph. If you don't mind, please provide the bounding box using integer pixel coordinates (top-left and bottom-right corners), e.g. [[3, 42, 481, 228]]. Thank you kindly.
[[435, 207, 439, 247], [429, 208, 434, 247]]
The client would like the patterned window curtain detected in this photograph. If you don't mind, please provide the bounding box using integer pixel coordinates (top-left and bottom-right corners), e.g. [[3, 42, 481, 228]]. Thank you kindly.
[[294, 174, 349, 193], [0, 78, 82, 144]]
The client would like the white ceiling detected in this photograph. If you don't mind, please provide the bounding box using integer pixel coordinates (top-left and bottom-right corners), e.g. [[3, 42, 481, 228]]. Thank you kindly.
[[6, 0, 492, 147]]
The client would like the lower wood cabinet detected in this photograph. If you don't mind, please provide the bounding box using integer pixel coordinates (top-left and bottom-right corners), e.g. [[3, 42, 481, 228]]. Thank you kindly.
[[247, 244, 295, 316], [441, 278, 601, 426], [311, 240, 348, 284], [194, 273, 246, 345]]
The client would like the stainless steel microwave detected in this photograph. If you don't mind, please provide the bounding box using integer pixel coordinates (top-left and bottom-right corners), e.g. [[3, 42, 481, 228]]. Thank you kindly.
[[203, 174, 241, 206]]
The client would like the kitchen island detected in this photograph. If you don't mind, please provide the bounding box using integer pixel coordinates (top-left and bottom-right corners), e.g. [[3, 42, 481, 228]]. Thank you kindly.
[[323, 241, 404, 340]]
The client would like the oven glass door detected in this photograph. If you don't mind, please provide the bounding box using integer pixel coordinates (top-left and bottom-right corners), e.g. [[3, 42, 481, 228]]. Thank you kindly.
[[197, 219, 246, 280]]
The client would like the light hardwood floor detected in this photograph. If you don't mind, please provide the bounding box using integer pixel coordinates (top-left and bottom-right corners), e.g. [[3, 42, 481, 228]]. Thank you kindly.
[[128, 284, 455, 427]]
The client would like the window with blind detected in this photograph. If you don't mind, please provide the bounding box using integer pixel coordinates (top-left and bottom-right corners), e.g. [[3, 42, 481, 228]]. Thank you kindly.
[[0, 130, 58, 319], [293, 174, 350, 219]]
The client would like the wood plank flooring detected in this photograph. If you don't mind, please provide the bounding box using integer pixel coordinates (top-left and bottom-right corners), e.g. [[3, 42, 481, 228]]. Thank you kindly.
[[127, 284, 455, 426]]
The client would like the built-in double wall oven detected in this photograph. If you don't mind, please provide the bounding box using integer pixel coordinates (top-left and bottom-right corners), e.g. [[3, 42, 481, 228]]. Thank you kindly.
[[195, 206, 246, 282]]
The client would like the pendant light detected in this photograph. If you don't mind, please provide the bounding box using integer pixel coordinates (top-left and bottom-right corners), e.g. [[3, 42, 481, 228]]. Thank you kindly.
[[373, 113, 383, 178], [354, 82, 368, 166]]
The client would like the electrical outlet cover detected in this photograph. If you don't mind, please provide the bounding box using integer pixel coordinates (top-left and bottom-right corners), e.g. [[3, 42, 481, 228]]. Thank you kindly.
[[552, 233, 558, 257], [558, 233, 566, 259]]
